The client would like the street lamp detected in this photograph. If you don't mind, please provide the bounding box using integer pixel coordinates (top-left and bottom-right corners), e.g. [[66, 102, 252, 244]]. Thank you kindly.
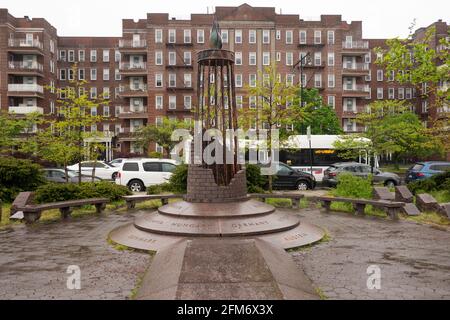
[[293, 52, 312, 108]]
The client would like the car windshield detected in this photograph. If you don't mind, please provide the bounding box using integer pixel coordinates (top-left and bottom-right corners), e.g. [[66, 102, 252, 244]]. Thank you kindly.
[[105, 162, 115, 168], [411, 164, 424, 171]]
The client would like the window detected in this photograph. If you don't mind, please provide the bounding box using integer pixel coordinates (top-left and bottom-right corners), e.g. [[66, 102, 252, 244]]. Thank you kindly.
[[123, 163, 139, 171], [50, 60, 55, 73], [235, 52, 242, 65], [103, 69, 109, 81], [249, 74, 257, 87], [377, 88, 383, 99], [388, 70, 395, 81], [60, 69, 67, 80], [249, 96, 256, 109], [422, 101, 428, 113], [327, 52, 335, 66], [286, 52, 293, 66], [103, 50, 110, 62], [103, 88, 110, 100], [262, 30, 270, 44], [103, 106, 110, 117], [249, 30, 256, 44], [398, 88, 405, 100], [50, 101, 55, 114], [327, 95, 335, 108], [327, 30, 335, 44], [79, 68, 85, 80], [168, 29, 176, 43], [184, 95, 192, 109], [286, 30, 293, 44], [365, 53, 371, 63], [235, 74, 243, 87], [299, 30, 306, 44], [365, 70, 372, 82], [59, 50, 66, 61], [90, 50, 97, 62], [169, 73, 176, 87], [249, 52, 256, 65], [344, 98, 356, 112], [155, 29, 163, 43], [263, 52, 270, 66], [328, 74, 335, 88], [169, 96, 176, 109], [236, 96, 243, 108], [90, 87, 97, 99], [68, 50, 75, 62], [377, 70, 383, 81], [388, 88, 395, 99], [235, 30, 242, 44], [155, 73, 163, 87], [314, 74, 322, 88], [276, 30, 281, 40], [221, 30, 228, 43], [276, 52, 281, 62], [344, 119, 356, 132], [115, 69, 121, 80], [184, 29, 191, 43], [168, 51, 176, 65], [405, 88, 412, 99], [286, 74, 294, 86], [155, 96, 163, 109], [183, 51, 191, 65], [155, 51, 163, 65], [67, 69, 74, 80], [143, 162, 160, 172], [115, 106, 121, 117], [115, 50, 121, 62], [78, 50, 85, 62], [197, 29, 204, 43], [90, 68, 97, 80], [314, 30, 321, 44], [183, 73, 192, 87], [50, 40, 54, 53], [314, 52, 321, 66], [162, 163, 176, 173]]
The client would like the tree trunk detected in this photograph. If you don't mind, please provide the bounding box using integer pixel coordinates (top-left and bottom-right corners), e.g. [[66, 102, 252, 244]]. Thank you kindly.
[[64, 160, 69, 183], [92, 158, 97, 182]]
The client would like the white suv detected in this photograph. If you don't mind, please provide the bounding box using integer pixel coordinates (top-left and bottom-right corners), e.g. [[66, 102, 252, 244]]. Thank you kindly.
[[115, 158, 178, 192]]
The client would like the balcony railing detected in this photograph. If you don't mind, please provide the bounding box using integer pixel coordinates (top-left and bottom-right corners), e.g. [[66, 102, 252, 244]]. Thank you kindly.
[[120, 106, 148, 114], [8, 84, 44, 93], [8, 39, 43, 50], [343, 63, 370, 71], [119, 40, 147, 48], [119, 62, 147, 70], [343, 85, 370, 92], [8, 61, 44, 72], [120, 84, 147, 92], [8, 106, 44, 114], [342, 41, 369, 49]]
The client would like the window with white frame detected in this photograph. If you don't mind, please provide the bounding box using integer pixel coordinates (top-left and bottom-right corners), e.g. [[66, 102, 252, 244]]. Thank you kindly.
[[68, 50, 75, 62], [168, 29, 176, 43], [182, 51, 191, 66], [388, 70, 395, 81], [276, 30, 281, 40], [328, 52, 335, 66], [405, 88, 412, 99], [103, 69, 109, 81], [365, 70, 372, 81], [115, 106, 121, 117], [299, 30, 306, 44], [68, 69, 74, 80], [249, 96, 256, 109], [262, 30, 270, 44], [235, 52, 242, 65], [115, 50, 121, 62], [169, 96, 176, 109], [286, 30, 293, 44], [221, 30, 228, 43], [197, 29, 204, 43], [365, 52, 371, 63], [78, 50, 85, 62], [377, 88, 383, 99], [235, 30, 242, 44], [90, 87, 97, 99], [343, 119, 356, 132], [155, 29, 163, 43], [236, 96, 243, 108], [249, 52, 256, 65], [314, 52, 321, 66], [286, 52, 293, 66], [263, 52, 270, 66], [388, 88, 395, 99], [249, 74, 257, 87], [184, 95, 192, 109], [60, 69, 66, 80], [328, 74, 335, 88], [344, 98, 356, 112], [155, 51, 163, 65], [155, 73, 163, 87], [103, 106, 110, 117], [50, 60, 55, 73], [115, 69, 121, 80], [327, 30, 335, 44], [314, 74, 322, 88], [90, 68, 97, 80], [90, 50, 97, 62], [50, 101, 55, 114], [422, 101, 428, 113], [314, 30, 321, 44], [249, 30, 256, 44], [78, 68, 85, 80], [276, 52, 281, 62], [327, 95, 335, 108], [183, 73, 192, 87], [377, 70, 383, 81], [286, 74, 294, 86], [168, 51, 176, 65], [59, 50, 66, 62], [155, 96, 163, 109], [235, 74, 243, 87], [103, 50, 109, 62], [169, 73, 176, 87], [398, 88, 405, 99], [184, 29, 191, 43]]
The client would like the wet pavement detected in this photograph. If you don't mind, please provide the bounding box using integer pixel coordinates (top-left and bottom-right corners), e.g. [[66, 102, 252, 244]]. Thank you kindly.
[[0, 208, 449, 299]]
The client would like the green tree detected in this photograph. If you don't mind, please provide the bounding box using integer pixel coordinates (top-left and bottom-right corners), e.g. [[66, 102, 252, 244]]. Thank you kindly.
[[134, 117, 192, 158], [0, 111, 42, 154]]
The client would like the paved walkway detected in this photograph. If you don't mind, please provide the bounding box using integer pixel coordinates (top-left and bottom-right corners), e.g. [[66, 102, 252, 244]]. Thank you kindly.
[[0, 208, 449, 299]]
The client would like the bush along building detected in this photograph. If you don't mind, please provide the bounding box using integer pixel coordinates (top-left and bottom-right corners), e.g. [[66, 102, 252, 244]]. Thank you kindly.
[[0, 5, 448, 159]]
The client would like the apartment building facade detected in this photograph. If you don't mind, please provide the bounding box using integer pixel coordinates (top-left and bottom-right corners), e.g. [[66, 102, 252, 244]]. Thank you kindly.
[[0, 5, 448, 158]]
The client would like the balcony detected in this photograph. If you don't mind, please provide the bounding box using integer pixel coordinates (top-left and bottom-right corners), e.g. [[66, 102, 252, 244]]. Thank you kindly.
[[342, 63, 370, 76], [117, 127, 141, 142], [342, 85, 371, 98], [8, 39, 44, 55], [8, 106, 44, 115], [297, 42, 325, 48], [118, 85, 148, 98], [342, 41, 370, 56], [7, 84, 44, 97], [167, 107, 193, 113], [303, 62, 326, 69], [8, 61, 44, 76], [118, 40, 147, 54], [118, 106, 148, 119], [119, 62, 147, 76], [166, 42, 194, 48]]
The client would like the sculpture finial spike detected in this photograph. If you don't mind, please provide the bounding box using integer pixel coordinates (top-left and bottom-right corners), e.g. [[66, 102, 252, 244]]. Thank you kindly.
[[209, 17, 223, 49]]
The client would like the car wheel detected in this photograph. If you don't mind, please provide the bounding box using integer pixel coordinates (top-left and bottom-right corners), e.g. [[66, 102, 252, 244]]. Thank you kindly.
[[128, 180, 145, 193], [112, 172, 118, 180], [384, 180, 396, 188], [296, 180, 310, 191]]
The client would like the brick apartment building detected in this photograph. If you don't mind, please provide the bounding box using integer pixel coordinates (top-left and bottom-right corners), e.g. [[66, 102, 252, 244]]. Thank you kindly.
[[0, 4, 448, 159]]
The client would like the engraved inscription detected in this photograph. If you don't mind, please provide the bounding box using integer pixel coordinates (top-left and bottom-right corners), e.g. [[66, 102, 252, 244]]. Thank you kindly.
[[231, 221, 269, 229], [283, 233, 307, 241], [129, 235, 157, 243]]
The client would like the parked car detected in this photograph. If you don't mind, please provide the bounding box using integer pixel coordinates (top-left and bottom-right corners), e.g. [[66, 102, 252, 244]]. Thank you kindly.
[[405, 161, 450, 183], [42, 168, 102, 183], [115, 158, 178, 192], [323, 162, 401, 188], [258, 162, 316, 191], [108, 158, 127, 167], [67, 161, 120, 181]]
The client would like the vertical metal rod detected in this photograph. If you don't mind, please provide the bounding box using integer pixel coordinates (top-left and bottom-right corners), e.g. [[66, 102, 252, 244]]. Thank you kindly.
[[226, 63, 235, 176], [229, 60, 239, 173], [220, 62, 227, 185]]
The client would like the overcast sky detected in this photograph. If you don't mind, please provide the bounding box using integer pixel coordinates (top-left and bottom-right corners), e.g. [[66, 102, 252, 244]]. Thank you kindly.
[[3, 0, 448, 39]]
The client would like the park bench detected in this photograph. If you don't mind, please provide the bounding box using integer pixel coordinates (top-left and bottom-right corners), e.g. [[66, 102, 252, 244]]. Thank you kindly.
[[249, 193, 304, 209], [16, 198, 109, 224], [123, 194, 185, 209], [314, 196, 404, 220]]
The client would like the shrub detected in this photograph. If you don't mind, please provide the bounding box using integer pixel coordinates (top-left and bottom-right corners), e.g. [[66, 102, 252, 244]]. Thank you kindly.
[[146, 183, 174, 195], [168, 164, 188, 193], [408, 171, 450, 194], [35, 181, 131, 203], [148, 151, 163, 159], [246, 164, 268, 193], [0, 157, 45, 202], [331, 173, 373, 199]]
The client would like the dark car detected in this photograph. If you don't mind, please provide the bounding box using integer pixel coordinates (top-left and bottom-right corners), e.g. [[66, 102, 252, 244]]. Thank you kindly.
[[405, 161, 450, 183], [258, 162, 316, 190], [42, 168, 102, 183], [323, 162, 401, 188]]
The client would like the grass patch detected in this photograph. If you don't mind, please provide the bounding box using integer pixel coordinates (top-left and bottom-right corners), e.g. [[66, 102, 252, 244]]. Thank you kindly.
[[265, 198, 292, 208], [315, 287, 328, 300], [288, 228, 332, 253], [407, 211, 450, 226], [429, 190, 450, 204]]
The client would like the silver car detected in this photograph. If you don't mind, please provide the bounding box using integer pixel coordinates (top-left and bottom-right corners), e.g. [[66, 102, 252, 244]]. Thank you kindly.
[[323, 162, 401, 188], [42, 169, 102, 183]]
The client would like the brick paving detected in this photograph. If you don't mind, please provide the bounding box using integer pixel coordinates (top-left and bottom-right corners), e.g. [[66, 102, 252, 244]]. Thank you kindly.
[[0, 208, 449, 299]]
